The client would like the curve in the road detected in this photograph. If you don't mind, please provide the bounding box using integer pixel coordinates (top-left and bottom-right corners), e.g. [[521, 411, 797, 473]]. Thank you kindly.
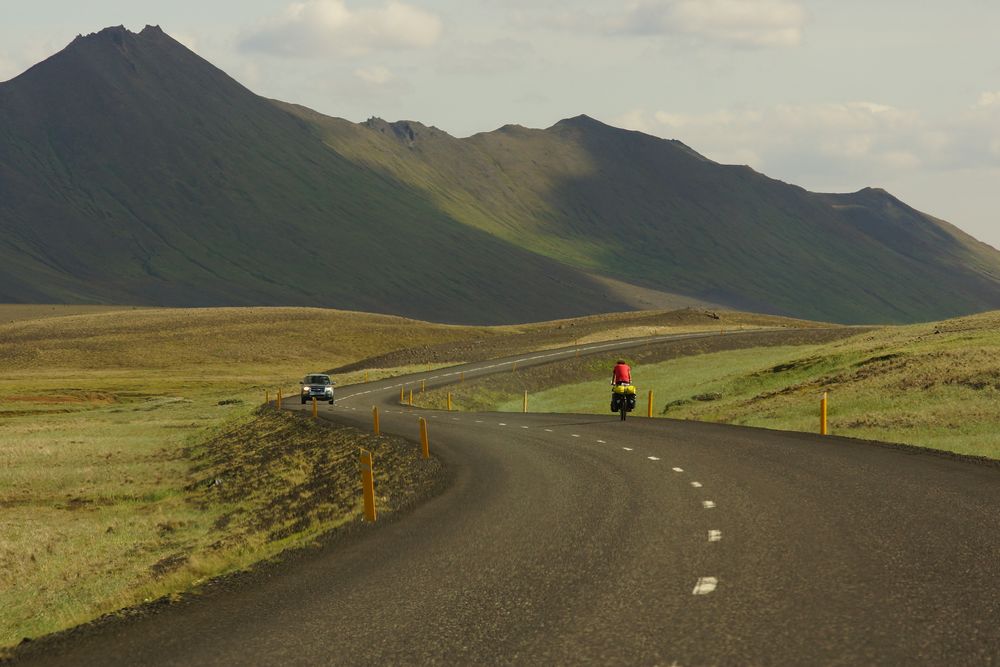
[[15, 330, 1000, 666]]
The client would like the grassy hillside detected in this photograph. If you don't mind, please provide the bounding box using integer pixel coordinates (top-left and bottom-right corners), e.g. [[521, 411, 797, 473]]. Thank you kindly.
[[305, 111, 1000, 324], [0, 26, 627, 325], [438, 312, 1000, 459]]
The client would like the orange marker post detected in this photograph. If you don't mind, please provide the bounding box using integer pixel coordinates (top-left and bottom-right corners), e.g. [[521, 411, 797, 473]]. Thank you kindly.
[[277, 389, 282, 410], [408, 389, 413, 407], [419, 417, 430, 459], [447, 392, 452, 412], [359, 449, 377, 522], [400, 386, 404, 404], [647, 390, 654, 418], [523, 390, 528, 414], [372, 406, 380, 435], [312, 397, 318, 419], [820, 391, 829, 436]]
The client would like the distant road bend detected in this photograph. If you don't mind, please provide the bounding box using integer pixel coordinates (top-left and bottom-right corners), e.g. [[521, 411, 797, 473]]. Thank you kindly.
[[19, 331, 1000, 666]]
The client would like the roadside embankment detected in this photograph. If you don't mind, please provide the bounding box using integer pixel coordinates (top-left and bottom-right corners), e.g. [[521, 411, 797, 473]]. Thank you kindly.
[[0, 402, 441, 652]]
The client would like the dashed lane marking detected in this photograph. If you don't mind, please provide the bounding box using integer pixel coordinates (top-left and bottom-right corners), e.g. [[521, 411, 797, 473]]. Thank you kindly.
[[623, 447, 633, 451], [702, 500, 716, 509], [708, 530, 722, 542], [648, 456, 660, 461], [571, 434, 581, 438], [691, 482, 702, 488], [521, 426, 529, 429], [499, 423, 507, 427], [475, 420, 484, 423], [544, 429, 553, 433], [672, 467, 684, 472], [693, 577, 718, 595], [596, 439, 606, 443]]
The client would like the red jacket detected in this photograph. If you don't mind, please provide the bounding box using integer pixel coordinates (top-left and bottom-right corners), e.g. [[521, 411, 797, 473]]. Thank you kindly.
[[612, 363, 631, 384]]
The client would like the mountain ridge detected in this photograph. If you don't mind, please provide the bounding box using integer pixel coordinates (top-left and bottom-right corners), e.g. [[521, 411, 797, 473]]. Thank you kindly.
[[1, 26, 999, 324]]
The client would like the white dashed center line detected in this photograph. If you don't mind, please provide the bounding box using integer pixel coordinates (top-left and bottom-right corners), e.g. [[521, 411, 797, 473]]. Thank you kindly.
[[623, 447, 633, 451], [690, 481, 702, 488], [693, 577, 718, 595], [702, 500, 716, 509], [708, 530, 722, 542], [521, 426, 529, 429], [571, 434, 580, 438], [648, 456, 661, 461], [596, 439, 606, 443], [544, 429, 553, 433], [498, 423, 507, 427], [672, 467, 684, 473]]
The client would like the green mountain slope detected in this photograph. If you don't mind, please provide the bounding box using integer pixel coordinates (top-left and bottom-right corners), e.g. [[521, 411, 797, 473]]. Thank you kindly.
[[300, 111, 1000, 324], [2, 26, 999, 324], [0, 26, 630, 324]]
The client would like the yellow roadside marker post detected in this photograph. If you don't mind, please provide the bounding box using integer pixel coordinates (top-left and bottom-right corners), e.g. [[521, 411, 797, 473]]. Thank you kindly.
[[312, 397, 318, 419], [419, 417, 430, 459], [359, 449, 377, 522], [277, 389, 282, 410], [364, 371, 369, 383], [447, 392, 453, 411], [372, 406, 380, 435], [460, 372, 465, 382], [408, 389, 413, 407], [820, 391, 829, 435], [266, 390, 269, 405], [648, 390, 654, 418], [400, 386, 404, 404], [523, 390, 528, 414]]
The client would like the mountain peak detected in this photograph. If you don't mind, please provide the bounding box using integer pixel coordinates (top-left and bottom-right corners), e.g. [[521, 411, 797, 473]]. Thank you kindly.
[[363, 117, 447, 145], [552, 114, 610, 130]]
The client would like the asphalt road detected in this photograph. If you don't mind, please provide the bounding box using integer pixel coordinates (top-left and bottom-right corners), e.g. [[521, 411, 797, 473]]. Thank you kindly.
[[16, 332, 1000, 665]]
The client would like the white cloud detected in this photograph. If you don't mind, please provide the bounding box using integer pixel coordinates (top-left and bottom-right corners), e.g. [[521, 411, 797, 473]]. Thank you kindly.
[[623, 0, 806, 47], [240, 0, 442, 58], [612, 100, 983, 189], [975, 91, 1000, 109], [537, 0, 805, 48], [355, 65, 393, 85]]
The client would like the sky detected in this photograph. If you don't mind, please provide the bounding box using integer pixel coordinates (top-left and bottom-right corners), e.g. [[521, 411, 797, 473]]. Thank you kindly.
[[2, 1, 999, 248]]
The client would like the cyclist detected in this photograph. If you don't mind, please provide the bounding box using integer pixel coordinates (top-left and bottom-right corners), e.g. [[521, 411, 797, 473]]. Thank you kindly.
[[611, 359, 631, 386], [610, 359, 632, 413]]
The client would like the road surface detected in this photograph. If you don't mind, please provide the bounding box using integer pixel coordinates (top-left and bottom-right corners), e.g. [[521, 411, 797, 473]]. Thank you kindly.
[[16, 332, 1000, 665]]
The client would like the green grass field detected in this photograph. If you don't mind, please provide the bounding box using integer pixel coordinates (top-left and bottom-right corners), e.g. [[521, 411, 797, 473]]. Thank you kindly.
[[452, 312, 1000, 460]]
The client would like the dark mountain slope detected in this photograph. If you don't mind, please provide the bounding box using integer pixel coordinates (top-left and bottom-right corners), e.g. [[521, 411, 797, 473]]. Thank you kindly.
[[0, 26, 629, 323], [306, 112, 1000, 323], [4, 26, 1000, 324]]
